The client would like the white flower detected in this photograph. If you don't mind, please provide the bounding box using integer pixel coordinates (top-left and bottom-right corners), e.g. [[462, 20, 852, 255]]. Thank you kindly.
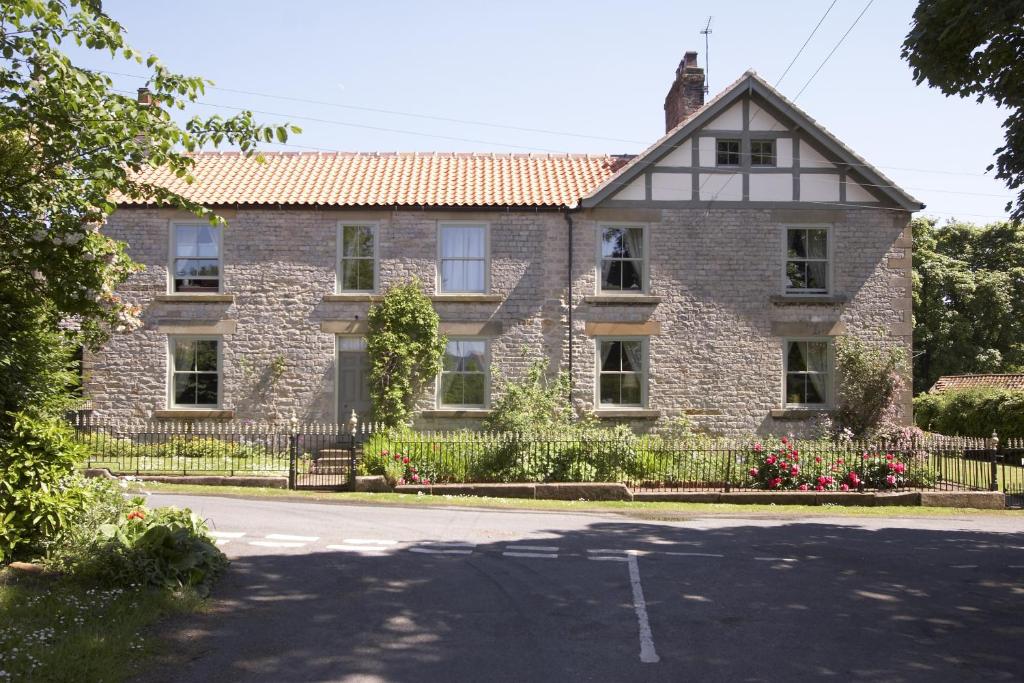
[[31, 270, 45, 282], [82, 252, 96, 261]]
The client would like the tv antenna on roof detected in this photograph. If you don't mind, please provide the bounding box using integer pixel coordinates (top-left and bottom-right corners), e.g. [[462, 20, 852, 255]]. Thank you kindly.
[[700, 16, 712, 93]]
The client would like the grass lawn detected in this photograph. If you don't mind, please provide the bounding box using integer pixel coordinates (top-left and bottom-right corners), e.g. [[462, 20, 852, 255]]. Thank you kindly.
[[0, 569, 203, 682], [133, 481, 1024, 518]]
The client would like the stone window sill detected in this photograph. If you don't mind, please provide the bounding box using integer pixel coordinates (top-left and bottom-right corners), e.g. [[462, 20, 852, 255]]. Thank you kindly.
[[154, 294, 235, 303], [769, 408, 830, 420], [592, 409, 661, 419], [420, 409, 492, 418], [583, 295, 663, 305], [322, 294, 382, 302], [430, 294, 503, 303], [153, 409, 235, 420], [769, 294, 848, 305]]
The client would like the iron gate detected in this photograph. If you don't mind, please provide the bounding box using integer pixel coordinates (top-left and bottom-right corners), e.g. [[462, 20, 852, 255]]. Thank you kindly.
[[289, 423, 362, 490]]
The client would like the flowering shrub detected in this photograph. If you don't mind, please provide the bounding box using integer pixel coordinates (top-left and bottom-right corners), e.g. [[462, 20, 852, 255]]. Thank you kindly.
[[745, 437, 918, 491]]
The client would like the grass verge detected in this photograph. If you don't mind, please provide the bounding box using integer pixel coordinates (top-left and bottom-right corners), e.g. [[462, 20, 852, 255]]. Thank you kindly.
[[0, 569, 203, 682], [133, 481, 1024, 518]]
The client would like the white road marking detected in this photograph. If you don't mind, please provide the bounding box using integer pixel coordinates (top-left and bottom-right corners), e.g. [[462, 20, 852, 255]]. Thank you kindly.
[[664, 552, 724, 558], [503, 552, 558, 559], [950, 564, 979, 569], [249, 541, 306, 548], [627, 551, 660, 664], [326, 544, 391, 554], [266, 534, 319, 542], [215, 539, 230, 546], [1008, 565, 1024, 569], [408, 547, 473, 555], [589, 556, 629, 562], [754, 557, 797, 562], [209, 531, 246, 539], [506, 545, 559, 552], [588, 548, 627, 555], [341, 539, 398, 546], [423, 541, 476, 548]]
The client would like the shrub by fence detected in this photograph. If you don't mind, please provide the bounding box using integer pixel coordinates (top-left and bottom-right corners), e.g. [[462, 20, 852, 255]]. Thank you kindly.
[[914, 388, 1024, 439]]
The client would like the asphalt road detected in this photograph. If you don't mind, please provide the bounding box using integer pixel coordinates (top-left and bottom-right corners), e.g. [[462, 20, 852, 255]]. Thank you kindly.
[[142, 494, 1024, 683]]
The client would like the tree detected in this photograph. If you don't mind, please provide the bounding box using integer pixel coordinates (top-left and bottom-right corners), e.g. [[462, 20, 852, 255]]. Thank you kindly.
[[830, 336, 908, 439], [0, 0, 297, 424], [912, 216, 1024, 393], [366, 279, 446, 427], [902, 1, 1024, 222]]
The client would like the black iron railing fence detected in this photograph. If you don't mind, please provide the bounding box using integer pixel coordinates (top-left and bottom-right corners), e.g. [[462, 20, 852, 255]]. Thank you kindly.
[[71, 413, 1024, 497]]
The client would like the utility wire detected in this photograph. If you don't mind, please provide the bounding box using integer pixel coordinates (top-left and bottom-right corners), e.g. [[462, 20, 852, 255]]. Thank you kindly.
[[774, 0, 838, 87], [794, 0, 875, 100]]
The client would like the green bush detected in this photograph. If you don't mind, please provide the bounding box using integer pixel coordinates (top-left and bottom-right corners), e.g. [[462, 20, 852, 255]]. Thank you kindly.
[[42, 476, 134, 574], [914, 388, 1024, 439], [0, 413, 90, 563]]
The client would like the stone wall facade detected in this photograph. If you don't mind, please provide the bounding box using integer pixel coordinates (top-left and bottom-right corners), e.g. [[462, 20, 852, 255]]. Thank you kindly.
[[84, 204, 912, 436]]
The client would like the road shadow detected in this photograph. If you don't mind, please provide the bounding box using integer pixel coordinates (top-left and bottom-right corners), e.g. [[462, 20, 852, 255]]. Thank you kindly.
[[141, 520, 1024, 683]]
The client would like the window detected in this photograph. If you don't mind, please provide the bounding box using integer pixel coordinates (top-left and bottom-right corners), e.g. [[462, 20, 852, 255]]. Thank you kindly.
[[751, 139, 776, 167], [598, 339, 645, 407], [716, 139, 740, 166], [785, 227, 829, 294], [439, 339, 488, 408], [439, 224, 487, 293], [599, 225, 645, 292], [338, 224, 376, 292], [169, 338, 220, 407], [172, 223, 221, 292], [785, 339, 831, 407]]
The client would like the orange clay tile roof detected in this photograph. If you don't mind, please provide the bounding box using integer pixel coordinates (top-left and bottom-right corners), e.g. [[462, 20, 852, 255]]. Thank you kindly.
[[930, 374, 1024, 393], [115, 152, 632, 209]]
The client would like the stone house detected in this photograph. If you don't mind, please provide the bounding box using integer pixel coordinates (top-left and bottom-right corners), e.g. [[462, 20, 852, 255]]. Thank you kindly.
[[85, 52, 922, 435]]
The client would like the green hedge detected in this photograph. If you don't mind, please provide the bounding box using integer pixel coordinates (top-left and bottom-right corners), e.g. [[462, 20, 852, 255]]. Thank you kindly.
[[914, 388, 1024, 439]]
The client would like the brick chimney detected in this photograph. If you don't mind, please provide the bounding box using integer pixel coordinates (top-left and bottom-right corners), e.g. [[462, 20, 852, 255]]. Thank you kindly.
[[663, 51, 705, 132]]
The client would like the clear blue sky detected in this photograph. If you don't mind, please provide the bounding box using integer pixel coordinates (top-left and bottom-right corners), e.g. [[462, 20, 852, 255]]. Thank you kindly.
[[74, 0, 1013, 223]]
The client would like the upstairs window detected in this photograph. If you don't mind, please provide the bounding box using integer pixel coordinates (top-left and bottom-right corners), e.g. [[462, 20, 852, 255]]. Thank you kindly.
[[439, 339, 488, 408], [598, 339, 646, 407], [716, 139, 741, 166], [785, 339, 831, 407], [338, 224, 376, 292], [172, 223, 221, 293], [751, 139, 776, 167], [785, 227, 830, 294], [439, 224, 487, 293], [170, 337, 220, 408], [600, 225, 645, 292]]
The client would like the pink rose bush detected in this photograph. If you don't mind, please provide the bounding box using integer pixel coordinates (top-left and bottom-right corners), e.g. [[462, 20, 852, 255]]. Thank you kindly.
[[745, 438, 917, 491]]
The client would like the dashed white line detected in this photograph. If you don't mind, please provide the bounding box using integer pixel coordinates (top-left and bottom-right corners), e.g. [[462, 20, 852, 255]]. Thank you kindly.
[[589, 556, 629, 562], [588, 548, 627, 555], [665, 552, 725, 558], [209, 531, 246, 539], [503, 552, 558, 559], [754, 557, 797, 562], [326, 544, 392, 554], [507, 545, 559, 552], [265, 534, 319, 542], [409, 547, 474, 555], [627, 551, 659, 664], [215, 540, 230, 546], [248, 541, 306, 548], [342, 539, 398, 546]]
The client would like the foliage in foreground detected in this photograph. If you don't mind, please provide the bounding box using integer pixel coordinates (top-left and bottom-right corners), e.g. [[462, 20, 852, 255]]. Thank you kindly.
[[914, 388, 1024, 439], [0, 571, 202, 682], [830, 337, 908, 439]]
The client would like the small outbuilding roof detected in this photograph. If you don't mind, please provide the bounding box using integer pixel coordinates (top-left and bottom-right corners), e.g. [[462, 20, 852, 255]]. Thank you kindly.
[[929, 374, 1024, 393]]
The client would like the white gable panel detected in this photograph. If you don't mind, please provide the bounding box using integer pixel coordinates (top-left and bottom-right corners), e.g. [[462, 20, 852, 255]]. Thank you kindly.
[[846, 179, 877, 202], [749, 174, 793, 201], [651, 173, 692, 200], [776, 138, 793, 168], [748, 102, 787, 131], [698, 137, 717, 167], [657, 139, 692, 166], [801, 175, 840, 202], [703, 102, 744, 130], [800, 143, 835, 169], [611, 176, 646, 201], [699, 174, 743, 201]]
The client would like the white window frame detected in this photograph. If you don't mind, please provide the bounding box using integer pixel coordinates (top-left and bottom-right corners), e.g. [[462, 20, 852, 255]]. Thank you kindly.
[[595, 336, 649, 409], [436, 337, 490, 409], [782, 337, 833, 408], [167, 335, 223, 409], [437, 222, 490, 294], [782, 225, 832, 296], [336, 222, 379, 293], [596, 223, 650, 295], [168, 221, 223, 294]]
